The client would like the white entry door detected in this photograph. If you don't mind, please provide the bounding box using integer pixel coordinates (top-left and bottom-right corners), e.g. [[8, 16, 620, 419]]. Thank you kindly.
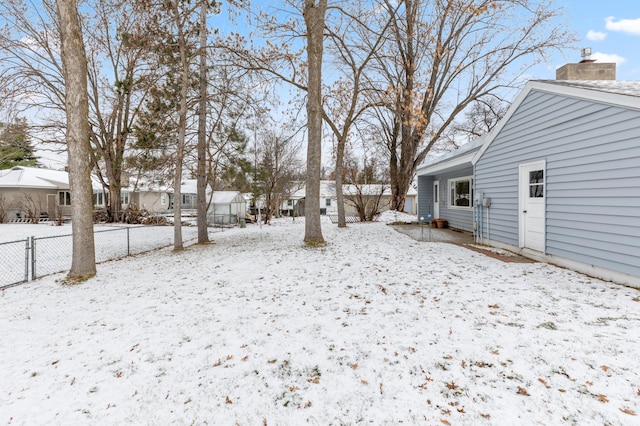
[[519, 161, 546, 252], [433, 180, 440, 219]]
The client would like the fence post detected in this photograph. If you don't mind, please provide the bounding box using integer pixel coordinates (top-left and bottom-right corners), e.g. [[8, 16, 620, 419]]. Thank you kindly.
[[127, 227, 130, 256], [30, 236, 36, 281], [24, 238, 30, 283]]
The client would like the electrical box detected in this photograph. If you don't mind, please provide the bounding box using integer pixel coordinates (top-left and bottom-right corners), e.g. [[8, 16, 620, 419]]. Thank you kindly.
[[482, 198, 491, 207]]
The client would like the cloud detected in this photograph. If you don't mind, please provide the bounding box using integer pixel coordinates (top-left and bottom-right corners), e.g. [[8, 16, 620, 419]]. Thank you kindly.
[[586, 30, 607, 41], [592, 52, 626, 65], [605, 16, 640, 35]]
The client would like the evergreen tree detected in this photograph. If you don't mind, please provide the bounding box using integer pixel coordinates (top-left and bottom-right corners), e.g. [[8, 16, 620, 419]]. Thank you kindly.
[[0, 120, 38, 169]]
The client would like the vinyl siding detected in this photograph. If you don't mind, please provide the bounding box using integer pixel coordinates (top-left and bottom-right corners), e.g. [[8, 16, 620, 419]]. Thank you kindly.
[[475, 90, 640, 278], [417, 175, 434, 220], [440, 169, 475, 232], [418, 169, 475, 231]]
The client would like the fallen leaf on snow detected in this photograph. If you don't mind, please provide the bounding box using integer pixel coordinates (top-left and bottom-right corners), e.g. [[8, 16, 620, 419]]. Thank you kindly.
[[517, 387, 529, 396], [620, 407, 637, 416], [446, 381, 457, 390], [600, 365, 610, 372], [538, 378, 551, 389], [225, 396, 232, 404], [488, 304, 499, 309], [440, 420, 451, 425], [597, 394, 609, 403]]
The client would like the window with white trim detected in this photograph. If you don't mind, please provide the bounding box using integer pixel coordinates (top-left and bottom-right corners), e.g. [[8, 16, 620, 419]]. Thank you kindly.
[[448, 176, 473, 209], [93, 192, 107, 207], [58, 191, 71, 206], [121, 191, 130, 206], [325, 198, 331, 207]]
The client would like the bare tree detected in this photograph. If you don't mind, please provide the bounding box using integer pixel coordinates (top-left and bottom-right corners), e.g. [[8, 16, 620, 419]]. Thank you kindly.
[[342, 151, 388, 222], [445, 97, 509, 146], [321, 2, 395, 228], [0, 0, 155, 222], [0, 193, 11, 223], [371, 0, 575, 211], [15, 193, 42, 223], [302, 0, 327, 245], [196, 0, 209, 243], [254, 126, 302, 224], [85, 0, 156, 222], [56, 0, 96, 280]]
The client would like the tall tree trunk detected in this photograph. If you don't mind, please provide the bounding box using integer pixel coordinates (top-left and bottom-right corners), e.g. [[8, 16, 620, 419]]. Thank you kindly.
[[303, 0, 327, 245], [56, 0, 96, 280], [196, 0, 209, 243], [172, 8, 189, 252], [335, 134, 346, 227]]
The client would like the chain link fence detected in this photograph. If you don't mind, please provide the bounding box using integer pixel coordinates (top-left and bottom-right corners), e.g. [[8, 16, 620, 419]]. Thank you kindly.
[[0, 239, 29, 288], [1, 225, 200, 289]]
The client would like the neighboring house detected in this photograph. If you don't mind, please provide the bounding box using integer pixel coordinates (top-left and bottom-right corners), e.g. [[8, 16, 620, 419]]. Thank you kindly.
[[284, 180, 338, 216], [127, 181, 170, 213], [171, 179, 199, 211], [343, 184, 418, 217], [284, 180, 417, 217], [417, 77, 640, 287], [0, 166, 71, 221], [92, 179, 171, 213]]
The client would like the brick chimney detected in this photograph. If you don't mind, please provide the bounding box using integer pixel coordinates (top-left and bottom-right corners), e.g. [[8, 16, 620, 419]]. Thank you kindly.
[[556, 48, 616, 80]]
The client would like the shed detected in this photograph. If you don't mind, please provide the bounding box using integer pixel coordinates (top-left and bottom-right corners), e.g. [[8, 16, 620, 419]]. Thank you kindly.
[[473, 80, 640, 287], [207, 191, 247, 226]]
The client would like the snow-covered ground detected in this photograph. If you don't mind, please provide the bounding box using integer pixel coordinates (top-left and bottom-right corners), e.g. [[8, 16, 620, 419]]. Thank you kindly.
[[1, 216, 639, 425]]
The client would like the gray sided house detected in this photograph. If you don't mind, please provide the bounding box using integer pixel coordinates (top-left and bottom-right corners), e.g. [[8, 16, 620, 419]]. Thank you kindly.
[[416, 136, 486, 232], [473, 80, 640, 287], [416, 80, 640, 287]]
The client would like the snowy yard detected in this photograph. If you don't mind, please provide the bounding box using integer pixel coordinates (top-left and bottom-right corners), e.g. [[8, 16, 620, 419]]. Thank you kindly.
[[1, 217, 639, 425]]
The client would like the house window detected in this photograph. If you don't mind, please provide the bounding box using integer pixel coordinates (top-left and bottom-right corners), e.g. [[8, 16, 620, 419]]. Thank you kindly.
[[58, 191, 71, 206], [326, 198, 331, 207], [448, 177, 473, 209], [529, 170, 544, 198], [287, 199, 293, 207], [161, 193, 166, 205], [93, 192, 107, 207], [121, 191, 130, 205]]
